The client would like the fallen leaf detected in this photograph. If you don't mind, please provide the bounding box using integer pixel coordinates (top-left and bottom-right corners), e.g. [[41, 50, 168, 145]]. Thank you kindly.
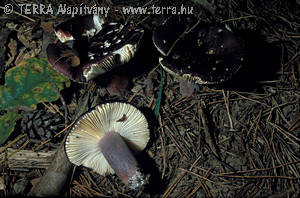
[[15, 43, 42, 66], [17, 31, 30, 48], [0, 112, 21, 145], [0, 58, 70, 110]]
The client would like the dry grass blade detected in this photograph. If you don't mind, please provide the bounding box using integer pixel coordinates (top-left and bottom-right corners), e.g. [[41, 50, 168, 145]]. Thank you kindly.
[[218, 174, 299, 180], [180, 168, 240, 187], [162, 172, 186, 198], [269, 122, 300, 147], [0, 6, 36, 22], [222, 90, 234, 131], [158, 114, 167, 179], [0, 134, 27, 154], [70, 173, 110, 197], [197, 101, 218, 156], [288, 117, 300, 132], [0, 139, 30, 164]]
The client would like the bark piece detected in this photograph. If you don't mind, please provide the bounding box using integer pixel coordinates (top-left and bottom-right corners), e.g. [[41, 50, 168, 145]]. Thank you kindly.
[[0, 148, 55, 170]]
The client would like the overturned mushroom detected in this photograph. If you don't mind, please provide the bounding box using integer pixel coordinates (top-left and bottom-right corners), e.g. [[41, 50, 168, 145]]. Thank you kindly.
[[47, 15, 144, 82], [153, 16, 244, 95], [65, 102, 150, 189]]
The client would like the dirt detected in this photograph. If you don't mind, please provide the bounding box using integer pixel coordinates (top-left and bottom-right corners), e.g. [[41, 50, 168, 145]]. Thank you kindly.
[[0, 0, 299, 197]]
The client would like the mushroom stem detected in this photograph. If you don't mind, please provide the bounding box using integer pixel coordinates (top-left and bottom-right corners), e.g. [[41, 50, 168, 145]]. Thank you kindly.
[[98, 131, 145, 189]]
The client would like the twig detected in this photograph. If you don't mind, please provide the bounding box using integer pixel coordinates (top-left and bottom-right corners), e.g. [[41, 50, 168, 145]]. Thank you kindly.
[[0, 6, 36, 22], [162, 172, 186, 198], [221, 15, 257, 23], [166, 19, 200, 56], [218, 174, 299, 180], [269, 122, 300, 147], [0, 139, 30, 165], [217, 160, 300, 176], [283, 51, 300, 68], [158, 114, 167, 180], [197, 101, 218, 156], [180, 168, 240, 187], [186, 180, 202, 198], [222, 90, 234, 131], [288, 117, 300, 132], [232, 91, 270, 107], [0, 134, 27, 154]]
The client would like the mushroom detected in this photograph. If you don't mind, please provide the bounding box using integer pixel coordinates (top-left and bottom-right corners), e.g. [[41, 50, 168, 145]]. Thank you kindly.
[[47, 15, 144, 82], [152, 15, 197, 56], [65, 102, 150, 189], [152, 16, 244, 96]]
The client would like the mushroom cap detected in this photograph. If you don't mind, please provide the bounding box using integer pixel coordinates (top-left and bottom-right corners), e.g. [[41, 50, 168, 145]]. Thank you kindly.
[[152, 15, 197, 56], [54, 15, 104, 43], [153, 16, 244, 84], [47, 15, 144, 82], [65, 102, 150, 176]]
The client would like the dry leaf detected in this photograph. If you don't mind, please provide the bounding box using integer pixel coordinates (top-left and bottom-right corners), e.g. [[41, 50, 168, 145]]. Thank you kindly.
[[14, 47, 26, 66], [6, 38, 18, 66], [7, 38, 17, 57], [17, 32, 30, 48], [6, 22, 18, 30], [15, 42, 42, 66], [17, 25, 33, 48]]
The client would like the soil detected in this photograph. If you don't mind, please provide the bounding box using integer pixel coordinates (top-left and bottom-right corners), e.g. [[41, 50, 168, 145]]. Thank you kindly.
[[0, 0, 299, 197]]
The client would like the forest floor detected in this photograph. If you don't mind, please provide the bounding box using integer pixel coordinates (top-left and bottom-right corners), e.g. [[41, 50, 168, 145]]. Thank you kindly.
[[0, 0, 299, 197]]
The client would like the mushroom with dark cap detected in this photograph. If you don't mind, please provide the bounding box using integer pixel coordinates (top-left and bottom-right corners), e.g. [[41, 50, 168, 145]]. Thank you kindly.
[[65, 102, 150, 189], [152, 16, 244, 95], [47, 15, 144, 82]]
